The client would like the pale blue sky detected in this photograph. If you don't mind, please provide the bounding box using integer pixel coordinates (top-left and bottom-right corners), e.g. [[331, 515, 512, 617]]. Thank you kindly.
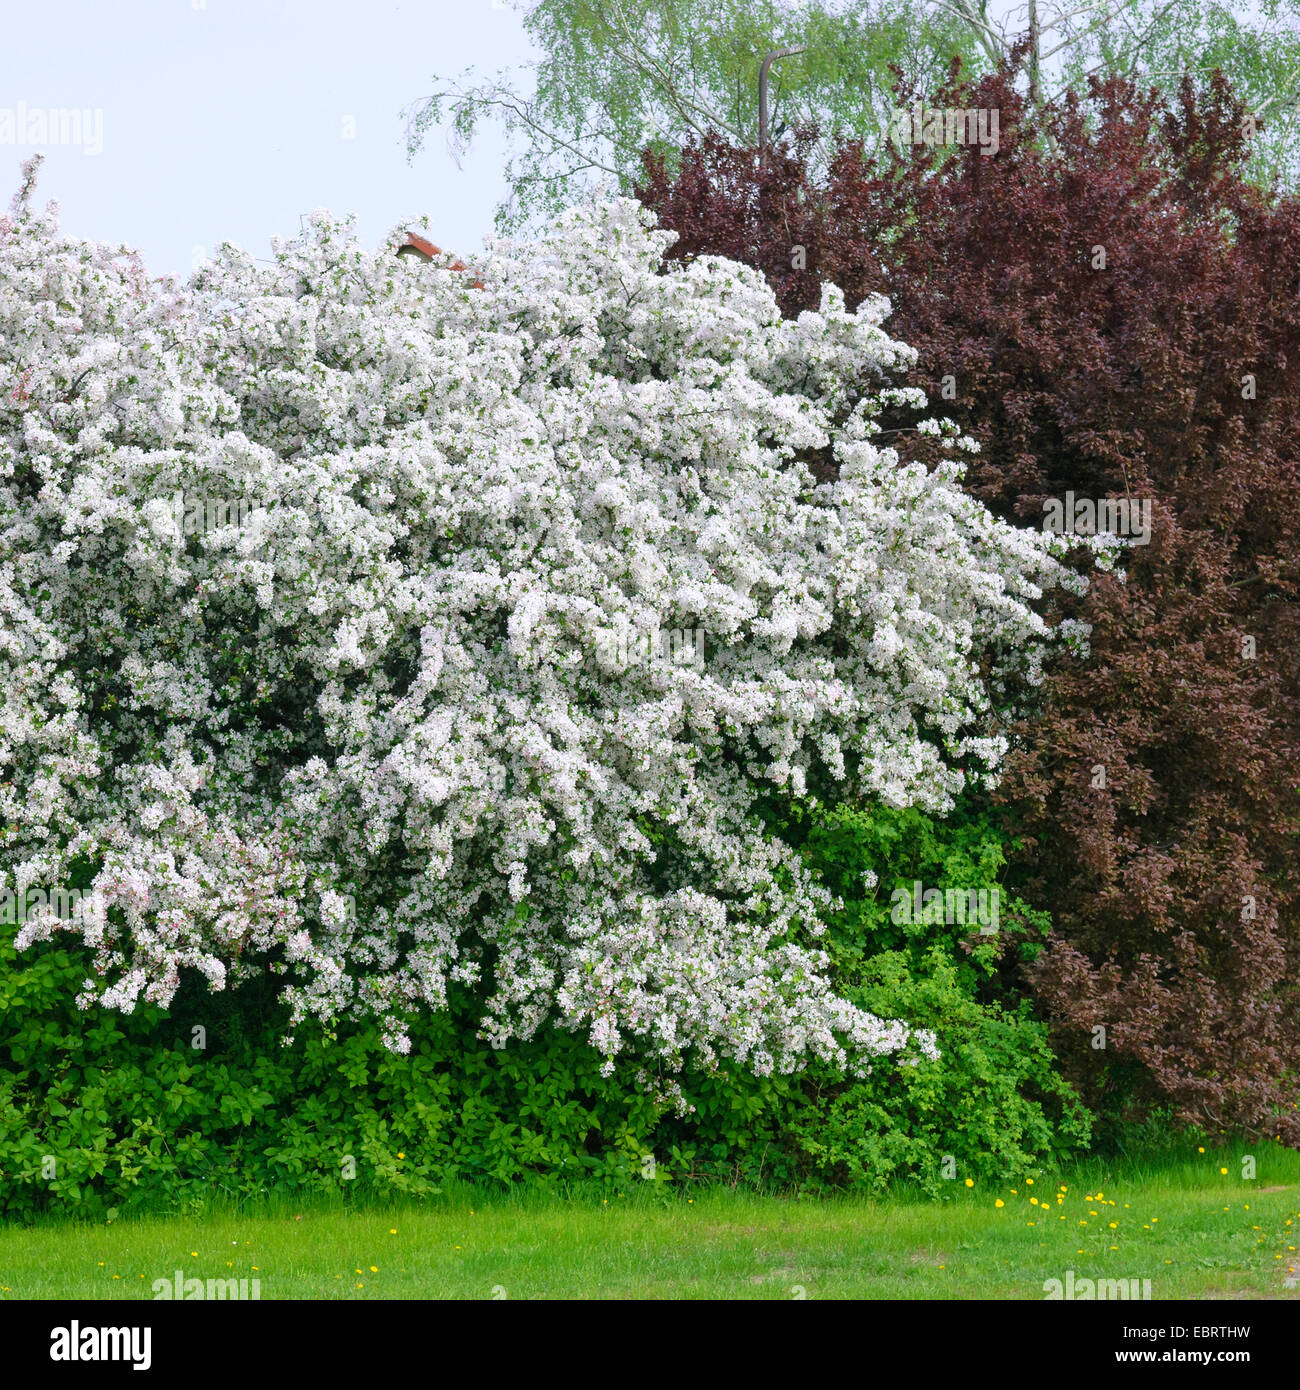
[[0, 0, 535, 278], [4, 0, 1233, 280]]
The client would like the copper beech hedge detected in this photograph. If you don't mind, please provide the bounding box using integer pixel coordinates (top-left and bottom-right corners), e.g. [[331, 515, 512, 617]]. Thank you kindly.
[[637, 68, 1300, 1142]]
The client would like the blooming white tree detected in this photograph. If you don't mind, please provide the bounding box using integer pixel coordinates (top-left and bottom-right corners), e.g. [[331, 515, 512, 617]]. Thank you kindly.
[[0, 154, 1076, 1078]]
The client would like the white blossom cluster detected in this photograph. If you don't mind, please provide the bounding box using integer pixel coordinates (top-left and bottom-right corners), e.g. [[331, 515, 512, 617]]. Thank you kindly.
[[0, 156, 1075, 1078]]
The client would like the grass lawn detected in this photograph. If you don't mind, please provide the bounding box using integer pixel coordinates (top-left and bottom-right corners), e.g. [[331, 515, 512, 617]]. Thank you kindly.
[[3, 1145, 1299, 1300]]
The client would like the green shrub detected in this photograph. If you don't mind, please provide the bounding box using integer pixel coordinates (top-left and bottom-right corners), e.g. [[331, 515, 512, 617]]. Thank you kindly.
[[0, 797, 1089, 1218], [761, 799, 1092, 1191]]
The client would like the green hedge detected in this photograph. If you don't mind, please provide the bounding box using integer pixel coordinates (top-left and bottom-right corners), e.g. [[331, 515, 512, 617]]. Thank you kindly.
[[0, 799, 1090, 1219]]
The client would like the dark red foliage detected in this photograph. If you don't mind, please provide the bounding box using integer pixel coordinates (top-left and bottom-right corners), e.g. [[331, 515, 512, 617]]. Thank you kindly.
[[637, 69, 1300, 1142]]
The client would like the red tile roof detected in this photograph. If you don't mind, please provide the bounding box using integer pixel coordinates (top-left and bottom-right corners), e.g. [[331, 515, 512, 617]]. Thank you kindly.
[[397, 233, 484, 290]]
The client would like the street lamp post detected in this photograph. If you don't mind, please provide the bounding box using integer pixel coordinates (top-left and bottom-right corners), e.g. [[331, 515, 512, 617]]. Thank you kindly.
[[758, 45, 806, 150]]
